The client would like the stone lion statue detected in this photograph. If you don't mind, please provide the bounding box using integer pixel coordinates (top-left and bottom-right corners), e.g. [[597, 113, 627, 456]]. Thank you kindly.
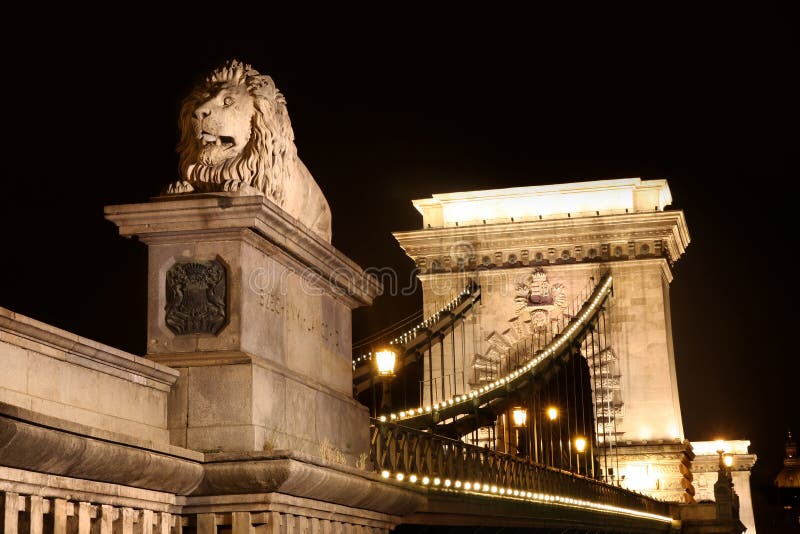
[[165, 60, 332, 242]]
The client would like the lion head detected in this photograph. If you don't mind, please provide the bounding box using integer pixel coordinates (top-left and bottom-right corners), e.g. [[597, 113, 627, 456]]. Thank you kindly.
[[176, 60, 295, 206]]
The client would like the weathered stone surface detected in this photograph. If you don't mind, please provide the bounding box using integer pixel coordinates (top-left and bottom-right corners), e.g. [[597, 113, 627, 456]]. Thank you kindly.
[[182, 492, 403, 532], [161, 355, 370, 461], [105, 196, 380, 458], [612, 440, 695, 504], [0, 465, 182, 511], [195, 451, 425, 516], [679, 502, 746, 534], [164, 60, 332, 243], [0, 410, 203, 494], [0, 307, 177, 443]]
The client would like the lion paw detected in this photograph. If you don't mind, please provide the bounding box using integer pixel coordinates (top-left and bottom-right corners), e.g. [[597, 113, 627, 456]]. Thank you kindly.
[[164, 181, 195, 194], [222, 180, 260, 196]]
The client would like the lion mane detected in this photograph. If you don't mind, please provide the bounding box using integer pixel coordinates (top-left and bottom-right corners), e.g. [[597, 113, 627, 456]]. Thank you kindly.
[[172, 60, 331, 242]]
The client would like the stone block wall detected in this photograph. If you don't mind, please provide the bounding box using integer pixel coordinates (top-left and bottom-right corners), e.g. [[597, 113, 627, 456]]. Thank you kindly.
[[0, 307, 178, 444]]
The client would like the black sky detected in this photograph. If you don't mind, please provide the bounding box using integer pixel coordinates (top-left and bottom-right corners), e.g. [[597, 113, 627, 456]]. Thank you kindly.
[[1, 10, 795, 529]]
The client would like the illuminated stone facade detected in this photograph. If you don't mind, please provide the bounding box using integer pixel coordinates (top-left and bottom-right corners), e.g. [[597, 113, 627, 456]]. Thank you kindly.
[[691, 440, 756, 533], [395, 178, 696, 501]]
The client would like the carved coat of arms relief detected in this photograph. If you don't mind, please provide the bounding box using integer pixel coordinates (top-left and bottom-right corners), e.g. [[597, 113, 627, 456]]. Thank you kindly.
[[165, 260, 227, 335], [478, 268, 569, 379], [513, 268, 567, 332]]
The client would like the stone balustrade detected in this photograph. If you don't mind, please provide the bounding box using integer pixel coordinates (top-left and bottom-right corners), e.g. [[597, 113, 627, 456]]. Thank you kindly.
[[1, 490, 393, 534], [1, 492, 180, 534]]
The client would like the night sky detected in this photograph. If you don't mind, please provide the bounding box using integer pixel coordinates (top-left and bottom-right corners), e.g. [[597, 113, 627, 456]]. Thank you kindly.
[[1, 10, 794, 531]]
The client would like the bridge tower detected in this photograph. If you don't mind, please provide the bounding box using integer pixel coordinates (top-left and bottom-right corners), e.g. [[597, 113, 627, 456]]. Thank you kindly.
[[394, 178, 695, 502]]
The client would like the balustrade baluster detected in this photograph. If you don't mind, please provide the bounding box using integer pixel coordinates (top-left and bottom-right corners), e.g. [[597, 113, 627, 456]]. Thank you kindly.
[[142, 510, 155, 534], [99, 505, 115, 534], [52, 499, 67, 534], [2, 492, 20, 534], [27, 496, 43, 534], [159, 513, 172, 534]]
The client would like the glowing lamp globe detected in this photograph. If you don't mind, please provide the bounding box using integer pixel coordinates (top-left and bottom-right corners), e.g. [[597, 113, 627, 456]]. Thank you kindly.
[[511, 407, 528, 428], [375, 349, 397, 377]]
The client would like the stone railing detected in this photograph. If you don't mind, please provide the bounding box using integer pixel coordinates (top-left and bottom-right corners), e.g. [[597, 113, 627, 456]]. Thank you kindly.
[[0, 492, 181, 534], [371, 421, 672, 519], [0, 490, 396, 534]]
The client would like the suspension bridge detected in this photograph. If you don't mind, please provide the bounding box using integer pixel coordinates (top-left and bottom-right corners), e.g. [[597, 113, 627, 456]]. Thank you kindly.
[[347, 268, 682, 532], [1, 178, 749, 534]]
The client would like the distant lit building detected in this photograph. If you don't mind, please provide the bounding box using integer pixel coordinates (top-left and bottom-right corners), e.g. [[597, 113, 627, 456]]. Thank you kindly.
[[775, 431, 800, 527]]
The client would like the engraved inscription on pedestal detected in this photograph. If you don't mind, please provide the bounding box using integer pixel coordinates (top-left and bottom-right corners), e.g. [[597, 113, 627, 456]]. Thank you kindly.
[[165, 260, 227, 335]]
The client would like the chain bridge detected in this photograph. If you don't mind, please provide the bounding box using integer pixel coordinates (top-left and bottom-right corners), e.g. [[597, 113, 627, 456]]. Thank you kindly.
[[2, 172, 751, 534]]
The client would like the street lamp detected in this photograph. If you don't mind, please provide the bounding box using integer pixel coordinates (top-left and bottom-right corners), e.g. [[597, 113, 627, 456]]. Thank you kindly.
[[512, 407, 528, 428], [375, 348, 397, 412], [715, 440, 734, 491], [715, 441, 735, 476], [575, 436, 587, 474], [376, 349, 397, 377]]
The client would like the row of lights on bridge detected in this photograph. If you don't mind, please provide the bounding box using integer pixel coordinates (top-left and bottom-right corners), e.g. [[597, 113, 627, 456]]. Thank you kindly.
[[352, 286, 475, 369], [375, 276, 613, 423], [377, 468, 672, 524]]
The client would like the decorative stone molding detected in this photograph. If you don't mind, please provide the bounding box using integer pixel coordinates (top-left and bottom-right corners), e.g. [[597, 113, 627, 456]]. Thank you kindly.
[[197, 451, 425, 515], [0, 409, 203, 495], [394, 211, 688, 275], [105, 195, 380, 308], [613, 440, 696, 504]]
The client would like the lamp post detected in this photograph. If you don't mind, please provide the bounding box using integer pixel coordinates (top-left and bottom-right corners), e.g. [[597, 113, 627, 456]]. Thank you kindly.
[[715, 440, 734, 484], [546, 406, 558, 467], [575, 436, 587, 475], [375, 348, 397, 412], [714, 439, 737, 515], [715, 440, 734, 469], [511, 406, 528, 456]]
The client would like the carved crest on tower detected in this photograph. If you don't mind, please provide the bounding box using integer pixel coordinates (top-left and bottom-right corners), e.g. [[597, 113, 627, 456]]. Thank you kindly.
[[514, 268, 567, 331]]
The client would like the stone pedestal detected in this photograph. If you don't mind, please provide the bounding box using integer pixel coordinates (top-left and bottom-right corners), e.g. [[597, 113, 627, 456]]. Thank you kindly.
[[105, 194, 380, 463], [691, 441, 756, 533], [614, 440, 695, 503]]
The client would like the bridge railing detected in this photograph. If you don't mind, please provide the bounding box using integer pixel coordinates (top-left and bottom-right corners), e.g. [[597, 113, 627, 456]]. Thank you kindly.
[[371, 420, 671, 518]]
